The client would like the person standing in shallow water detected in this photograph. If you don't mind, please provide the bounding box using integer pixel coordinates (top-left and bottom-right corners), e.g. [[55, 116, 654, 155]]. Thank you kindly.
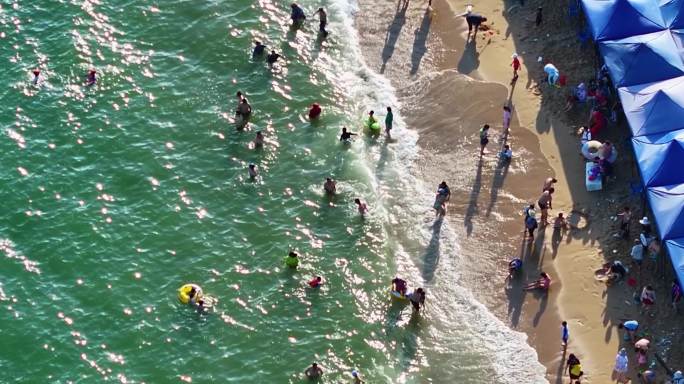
[[385, 107, 393, 138], [479, 124, 490, 156], [290, 3, 306, 26], [314, 8, 328, 36]]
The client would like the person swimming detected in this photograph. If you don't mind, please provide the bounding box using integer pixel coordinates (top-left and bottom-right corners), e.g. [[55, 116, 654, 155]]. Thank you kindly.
[[32, 69, 40, 85], [267, 50, 280, 66], [308, 276, 323, 288], [187, 286, 200, 305], [248, 163, 258, 179], [324, 178, 336, 195], [254, 131, 264, 147], [86, 69, 96, 86], [304, 363, 323, 379], [391, 277, 407, 296], [339, 127, 357, 142], [285, 251, 299, 268], [252, 41, 266, 58], [308, 103, 322, 119]]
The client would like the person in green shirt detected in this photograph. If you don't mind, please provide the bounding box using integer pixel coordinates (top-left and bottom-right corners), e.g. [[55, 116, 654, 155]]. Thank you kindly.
[[284, 251, 299, 268], [385, 106, 393, 138]]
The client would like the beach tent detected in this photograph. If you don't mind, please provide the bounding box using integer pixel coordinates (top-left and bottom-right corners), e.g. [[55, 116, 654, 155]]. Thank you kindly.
[[633, 131, 684, 187], [600, 30, 684, 87], [583, 0, 666, 41], [647, 184, 684, 240], [618, 76, 684, 136], [665, 238, 684, 286], [660, 0, 684, 28]]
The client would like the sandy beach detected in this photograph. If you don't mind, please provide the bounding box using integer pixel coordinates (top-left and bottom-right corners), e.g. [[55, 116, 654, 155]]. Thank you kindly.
[[355, 0, 684, 382]]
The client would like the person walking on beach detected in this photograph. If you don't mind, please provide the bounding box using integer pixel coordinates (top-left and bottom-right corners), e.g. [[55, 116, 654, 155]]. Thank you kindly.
[[537, 188, 554, 225], [385, 107, 393, 138], [535, 7, 543, 27], [630, 238, 644, 271], [567, 353, 583, 383], [511, 54, 520, 81], [525, 214, 538, 240], [613, 348, 629, 383], [465, 13, 487, 39], [479, 124, 490, 156], [561, 321, 569, 348], [503, 105, 512, 131], [314, 8, 328, 36]]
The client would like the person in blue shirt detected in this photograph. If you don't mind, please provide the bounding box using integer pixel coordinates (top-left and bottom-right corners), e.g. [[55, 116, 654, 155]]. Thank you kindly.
[[508, 258, 522, 275], [561, 321, 569, 347], [618, 320, 639, 341]]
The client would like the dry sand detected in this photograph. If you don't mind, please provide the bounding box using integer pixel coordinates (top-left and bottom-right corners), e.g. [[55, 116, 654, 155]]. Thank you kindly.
[[355, 0, 684, 382]]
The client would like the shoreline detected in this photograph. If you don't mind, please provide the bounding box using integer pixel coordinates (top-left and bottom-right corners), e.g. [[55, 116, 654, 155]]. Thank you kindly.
[[350, 0, 662, 381]]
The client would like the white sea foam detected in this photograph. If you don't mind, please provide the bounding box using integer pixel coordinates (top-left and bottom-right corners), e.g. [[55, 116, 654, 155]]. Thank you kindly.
[[321, 0, 549, 382]]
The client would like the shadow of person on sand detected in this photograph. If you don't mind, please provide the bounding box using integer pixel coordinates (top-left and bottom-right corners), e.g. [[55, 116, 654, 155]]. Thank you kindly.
[[507, 233, 534, 327], [421, 216, 443, 283], [381, 0, 410, 74], [464, 157, 484, 236], [410, 8, 432, 75], [485, 157, 510, 217], [457, 39, 480, 74]]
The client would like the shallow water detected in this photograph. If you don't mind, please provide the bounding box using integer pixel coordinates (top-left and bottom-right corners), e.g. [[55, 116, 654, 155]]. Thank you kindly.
[[0, 1, 546, 382]]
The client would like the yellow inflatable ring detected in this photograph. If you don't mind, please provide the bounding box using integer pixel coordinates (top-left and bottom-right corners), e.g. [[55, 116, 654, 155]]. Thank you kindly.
[[178, 284, 203, 304]]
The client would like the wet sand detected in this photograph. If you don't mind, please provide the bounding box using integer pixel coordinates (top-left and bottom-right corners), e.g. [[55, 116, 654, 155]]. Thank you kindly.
[[354, 0, 683, 382]]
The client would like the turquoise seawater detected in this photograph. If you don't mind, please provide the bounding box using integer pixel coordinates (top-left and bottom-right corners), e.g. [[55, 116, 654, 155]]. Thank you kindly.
[[0, 1, 548, 383]]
